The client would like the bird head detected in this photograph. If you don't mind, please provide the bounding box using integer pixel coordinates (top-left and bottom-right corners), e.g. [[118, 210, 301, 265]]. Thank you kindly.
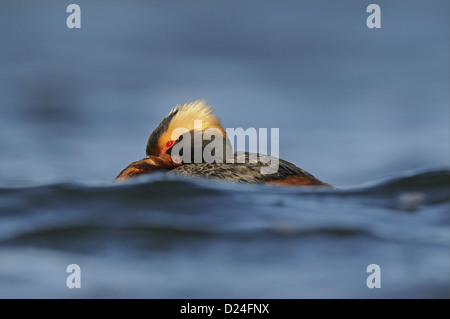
[[145, 100, 231, 163]]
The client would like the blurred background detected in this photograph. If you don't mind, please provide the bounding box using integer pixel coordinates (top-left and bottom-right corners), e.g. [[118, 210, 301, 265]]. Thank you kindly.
[[0, 0, 448, 300], [0, 0, 448, 187]]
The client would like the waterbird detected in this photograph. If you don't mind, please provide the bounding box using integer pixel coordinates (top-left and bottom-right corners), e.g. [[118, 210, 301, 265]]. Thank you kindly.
[[115, 100, 329, 187]]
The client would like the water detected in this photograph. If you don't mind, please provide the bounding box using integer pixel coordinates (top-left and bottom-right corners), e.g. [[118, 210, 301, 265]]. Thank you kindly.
[[0, 169, 448, 298], [0, 1, 449, 298]]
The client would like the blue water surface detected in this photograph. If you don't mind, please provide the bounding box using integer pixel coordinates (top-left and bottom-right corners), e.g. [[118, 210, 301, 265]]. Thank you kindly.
[[0, 1, 448, 298]]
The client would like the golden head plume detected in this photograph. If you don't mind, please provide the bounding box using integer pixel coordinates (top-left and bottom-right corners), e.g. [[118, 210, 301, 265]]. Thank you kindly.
[[146, 100, 226, 156]]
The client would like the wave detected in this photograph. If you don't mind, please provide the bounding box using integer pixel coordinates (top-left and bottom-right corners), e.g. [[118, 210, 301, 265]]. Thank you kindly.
[[2, 166, 448, 189], [1, 167, 448, 207], [0, 168, 448, 248]]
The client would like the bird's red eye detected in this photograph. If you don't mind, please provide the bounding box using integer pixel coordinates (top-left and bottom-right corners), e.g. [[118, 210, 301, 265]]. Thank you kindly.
[[162, 140, 175, 154], [166, 140, 174, 148]]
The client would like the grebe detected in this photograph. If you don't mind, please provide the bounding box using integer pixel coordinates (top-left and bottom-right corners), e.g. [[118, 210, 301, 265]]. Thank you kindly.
[[115, 100, 329, 187]]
